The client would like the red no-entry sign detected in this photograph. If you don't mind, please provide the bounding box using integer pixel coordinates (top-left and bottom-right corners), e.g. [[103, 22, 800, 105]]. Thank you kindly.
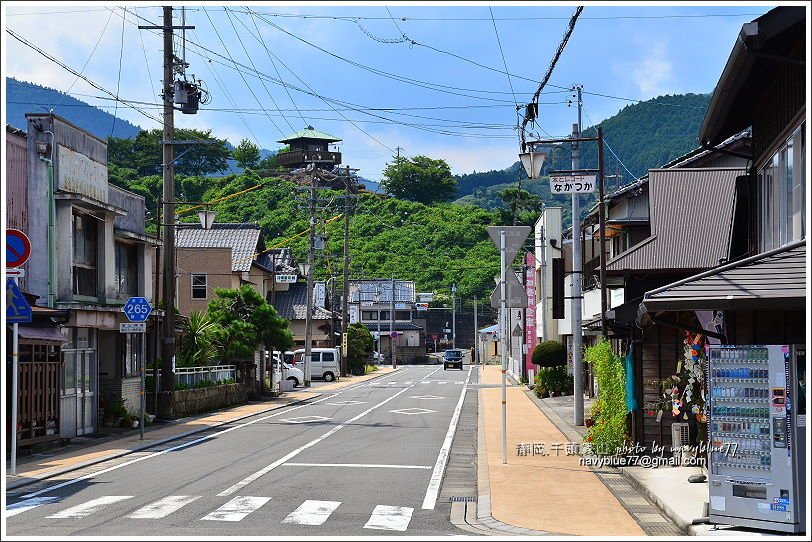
[[6, 229, 31, 268]]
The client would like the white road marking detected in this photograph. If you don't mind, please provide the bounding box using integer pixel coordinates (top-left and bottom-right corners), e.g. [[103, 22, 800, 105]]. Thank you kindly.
[[217, 367, 441, 496], [46, 496, 133, 519], [420, 381, 431, 384], [422, 366, 472, 510], [326, 400, 366, 406], [455, 381, 465, 384], [5, 497, 59, 517], [409, 395, 445, 400], [283, 463, 432, 469], [282, 500, 341, 525], [363, 505, 414, 531], [389, 408, 437, 415], [437, 381, 447, 384], [403, 381, 413, 385], [127, 495, 201, 519], [201, 496, 270, 522], [281, 415, 331, 424], [19, 393, 342, 500]]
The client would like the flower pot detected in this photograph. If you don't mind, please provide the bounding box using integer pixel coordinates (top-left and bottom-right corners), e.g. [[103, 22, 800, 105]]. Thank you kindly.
[[131, 420, 139, 428]]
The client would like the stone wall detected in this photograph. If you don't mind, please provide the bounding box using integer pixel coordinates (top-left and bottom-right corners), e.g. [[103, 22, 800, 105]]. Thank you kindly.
[[172, 383, 250, 418]]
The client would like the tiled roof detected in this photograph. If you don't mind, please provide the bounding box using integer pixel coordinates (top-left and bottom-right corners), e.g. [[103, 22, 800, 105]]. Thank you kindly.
[[272, 282, 333, 321], [257, 248, 296, 274], [278, 126, 342, 144], [176, 223, 261, 272], [606, 168, 745, 272], [361, 322, 423, 332]]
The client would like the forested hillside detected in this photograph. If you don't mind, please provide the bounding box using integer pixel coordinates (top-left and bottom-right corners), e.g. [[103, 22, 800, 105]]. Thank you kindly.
[[6, 77, 142, 138], [454, 93, 712, 200]]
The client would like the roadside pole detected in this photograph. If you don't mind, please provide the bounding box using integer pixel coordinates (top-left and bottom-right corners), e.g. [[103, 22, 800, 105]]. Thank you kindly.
[[473, 297, 478, 364], [12, 319, 19, 474], [500, 229, 507, 464], [140, 331, 145, 440]]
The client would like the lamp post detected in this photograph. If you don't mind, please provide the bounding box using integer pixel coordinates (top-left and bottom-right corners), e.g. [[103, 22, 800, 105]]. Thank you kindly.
[[451, 283, 457, 349], [298, 262, 313, 387]]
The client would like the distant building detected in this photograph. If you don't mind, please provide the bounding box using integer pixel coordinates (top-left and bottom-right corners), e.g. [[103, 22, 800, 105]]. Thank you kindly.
[[275, 125, 342, 170]]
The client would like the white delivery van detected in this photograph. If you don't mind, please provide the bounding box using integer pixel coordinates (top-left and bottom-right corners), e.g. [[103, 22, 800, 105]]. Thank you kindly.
[[292, 347, 341, 382]]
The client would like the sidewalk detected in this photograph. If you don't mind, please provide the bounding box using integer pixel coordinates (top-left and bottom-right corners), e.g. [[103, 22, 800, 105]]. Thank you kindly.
[[474, 364, 646, 536], [5, 368, 395, 491]]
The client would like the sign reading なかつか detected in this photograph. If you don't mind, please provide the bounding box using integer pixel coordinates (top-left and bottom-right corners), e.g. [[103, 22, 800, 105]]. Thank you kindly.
[[550, 175, 596, 194]]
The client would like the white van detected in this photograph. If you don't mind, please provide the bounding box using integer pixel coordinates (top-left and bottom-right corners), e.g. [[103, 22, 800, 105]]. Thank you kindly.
[[292, 348, 341, 382]]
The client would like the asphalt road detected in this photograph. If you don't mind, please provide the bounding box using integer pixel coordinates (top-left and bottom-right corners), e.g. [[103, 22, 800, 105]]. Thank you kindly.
[[5, 364, 474, 537]]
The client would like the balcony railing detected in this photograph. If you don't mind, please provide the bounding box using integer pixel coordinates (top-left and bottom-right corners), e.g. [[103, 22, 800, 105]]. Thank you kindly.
[[276, 149, 341, 167]]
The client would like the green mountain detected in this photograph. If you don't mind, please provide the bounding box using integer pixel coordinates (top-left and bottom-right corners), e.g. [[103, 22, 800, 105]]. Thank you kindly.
[[454, 92, 712, 205], [6, 77, 143, 138]]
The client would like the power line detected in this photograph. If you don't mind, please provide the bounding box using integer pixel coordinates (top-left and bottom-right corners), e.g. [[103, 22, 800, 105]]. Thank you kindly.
[[582, 107, 640, 180], [489, 6, 518, 109], [5, 28, 162, 125], [110, 7, 127, 137]]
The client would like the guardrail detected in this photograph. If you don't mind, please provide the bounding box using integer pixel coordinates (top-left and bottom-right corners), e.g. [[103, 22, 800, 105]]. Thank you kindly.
[[147, 365, 236, 387]]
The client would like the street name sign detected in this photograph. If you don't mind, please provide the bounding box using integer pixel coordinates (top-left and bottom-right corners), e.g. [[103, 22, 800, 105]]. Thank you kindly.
[[550, 175, 597, 194], [6, 229, 32, 268], [6, 277, 32, 323], [275, 274, 298, 284], [120, 322, 146, 333], [487, 226, 531, 264], [123, 296, 152, 322]]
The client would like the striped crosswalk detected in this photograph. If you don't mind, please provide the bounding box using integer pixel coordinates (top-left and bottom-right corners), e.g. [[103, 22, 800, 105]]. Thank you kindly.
[[7, 495, 414, 531]]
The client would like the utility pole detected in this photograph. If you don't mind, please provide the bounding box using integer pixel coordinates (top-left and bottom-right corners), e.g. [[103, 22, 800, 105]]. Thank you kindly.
[[473, 297, 478, 364], [341, 165, 352, 377], [390, 276, 396, 369], [571, 85, 584, 427], [160, 6, 176, 419], [451, 283, 457, 349], [303, 166, 316, 387], [597, 127, 608, 338]]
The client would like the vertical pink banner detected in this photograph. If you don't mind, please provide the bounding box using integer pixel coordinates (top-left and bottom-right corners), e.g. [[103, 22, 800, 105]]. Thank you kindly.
[[525, 251, 537, 374]]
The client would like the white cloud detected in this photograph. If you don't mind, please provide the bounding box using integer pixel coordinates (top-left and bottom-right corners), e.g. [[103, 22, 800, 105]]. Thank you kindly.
[[630, 41, 674, 98]]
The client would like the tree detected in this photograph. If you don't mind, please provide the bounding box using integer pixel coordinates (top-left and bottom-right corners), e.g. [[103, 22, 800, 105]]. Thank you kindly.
[[257, 146, 289, 170], [381, 155, 457, 203], [531, 340, 566, 368], [496, 187, 542, 225], [107, 128, 231, 177], [206, 284, 293, 361], [233, 138, 261, 169], [177, 310, 218, 367], [346, 323, 374, 375]]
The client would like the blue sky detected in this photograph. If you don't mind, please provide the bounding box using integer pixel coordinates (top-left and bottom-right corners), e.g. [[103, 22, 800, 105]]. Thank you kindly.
[[2, 2, 781, 181]]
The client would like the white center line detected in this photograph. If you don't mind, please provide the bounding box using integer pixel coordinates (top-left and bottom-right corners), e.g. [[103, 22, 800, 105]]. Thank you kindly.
[[283, 463, 432, 469], [422, 366, 472, 510], [127, 495, 201, 519], [201, 496, 270, 522], [363, 505, 414, 531], [46, 496, 133, 519], [217, 367, 441, 497], [282, 500, 341, 525]]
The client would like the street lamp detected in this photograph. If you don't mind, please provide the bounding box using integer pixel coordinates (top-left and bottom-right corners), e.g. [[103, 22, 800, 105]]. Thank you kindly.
[[451, 283, 457, 349], [519, 142, 548, 179], [298, 261, 312, 386]]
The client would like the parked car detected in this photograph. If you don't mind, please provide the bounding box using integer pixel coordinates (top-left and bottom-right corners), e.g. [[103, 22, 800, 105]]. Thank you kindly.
[[283, 362, 304, 387], [443, 349, 464, 370], [291, 347, 341, 382], [371, 351, 384, 364]]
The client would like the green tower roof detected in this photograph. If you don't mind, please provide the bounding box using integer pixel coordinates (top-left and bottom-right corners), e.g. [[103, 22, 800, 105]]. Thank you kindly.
[[277, 125, 342, 144]]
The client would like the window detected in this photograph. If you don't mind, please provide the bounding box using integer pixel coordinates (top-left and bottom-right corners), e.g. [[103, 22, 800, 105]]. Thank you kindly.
[[114, 242, 138, 298], [322, 352, 335, 362], [122, 334, 139, 377], [72, 212, 98, 297], [758, 123, 805, 252], [361, 311, 378, 321], [395, 310, 412, 321], [191, 274, 207, 300]]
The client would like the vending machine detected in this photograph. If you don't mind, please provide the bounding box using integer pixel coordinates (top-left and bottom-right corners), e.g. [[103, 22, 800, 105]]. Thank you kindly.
[[707, 344, 806, 533]]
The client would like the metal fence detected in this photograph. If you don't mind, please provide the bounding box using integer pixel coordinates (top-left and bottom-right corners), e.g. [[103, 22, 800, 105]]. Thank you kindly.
[[147, 365, 236, 388]]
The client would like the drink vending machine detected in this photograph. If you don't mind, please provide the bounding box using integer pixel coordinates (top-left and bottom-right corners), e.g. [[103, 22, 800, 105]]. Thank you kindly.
[[707, 344, 806, 533]]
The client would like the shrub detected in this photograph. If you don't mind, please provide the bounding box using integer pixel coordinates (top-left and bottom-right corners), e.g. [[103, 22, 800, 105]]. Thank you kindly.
[[584, 339, 628, 455], [531, 340, 566, 368], [534, 366, 573, 397]]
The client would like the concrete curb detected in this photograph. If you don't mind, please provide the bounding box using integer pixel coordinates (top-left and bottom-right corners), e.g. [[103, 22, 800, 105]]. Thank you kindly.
[[6, 369, 396, 491], [617, 467, 693, 535]]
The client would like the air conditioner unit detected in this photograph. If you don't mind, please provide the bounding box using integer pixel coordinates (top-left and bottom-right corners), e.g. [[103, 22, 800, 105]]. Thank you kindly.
[[671, 422, 691, 464]]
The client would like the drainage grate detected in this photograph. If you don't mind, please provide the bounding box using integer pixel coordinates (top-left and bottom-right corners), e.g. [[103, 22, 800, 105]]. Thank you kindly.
[[451, 452, 476, 457], [448, 496, 477, 502]]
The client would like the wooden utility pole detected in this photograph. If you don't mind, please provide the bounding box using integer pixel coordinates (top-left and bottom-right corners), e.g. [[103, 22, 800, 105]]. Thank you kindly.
[[341, 166, 352, 377], [598, 127, 608, 338]]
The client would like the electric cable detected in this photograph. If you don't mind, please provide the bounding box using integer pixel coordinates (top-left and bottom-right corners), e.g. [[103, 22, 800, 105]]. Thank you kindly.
[[110, 7, 127, 137]]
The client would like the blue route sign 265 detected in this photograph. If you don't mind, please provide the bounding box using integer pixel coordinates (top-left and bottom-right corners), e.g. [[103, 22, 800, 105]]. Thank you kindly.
[[123, 296, 152, 322], [6, 278, 32, 323]]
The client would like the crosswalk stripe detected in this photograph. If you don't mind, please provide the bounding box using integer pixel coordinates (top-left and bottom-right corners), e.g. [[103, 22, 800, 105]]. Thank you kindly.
[[282, 500, 341, 525], [201, 496, 270, 522], [46, 496, 133, 519], [6, 497, 59, 517], [363, 505, 413, 531], [127, 495, 201, 519]]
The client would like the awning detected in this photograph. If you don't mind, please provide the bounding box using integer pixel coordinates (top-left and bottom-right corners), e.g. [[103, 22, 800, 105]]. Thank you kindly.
[[639, 240, 806, 315], [9, 326, 69, 344]]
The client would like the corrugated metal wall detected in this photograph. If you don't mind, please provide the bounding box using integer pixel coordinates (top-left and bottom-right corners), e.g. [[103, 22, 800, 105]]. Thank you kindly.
[[6, 130, 28, 291]]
